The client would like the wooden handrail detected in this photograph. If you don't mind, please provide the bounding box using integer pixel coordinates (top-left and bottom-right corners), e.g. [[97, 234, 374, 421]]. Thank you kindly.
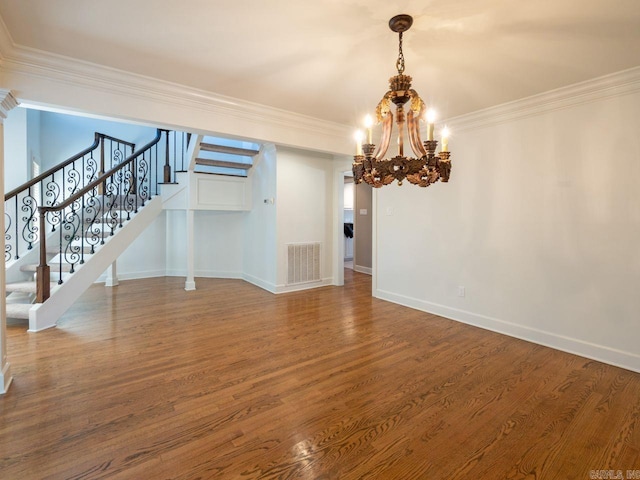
[[4, 132, 137, 201], [37, 130, 162, 214]]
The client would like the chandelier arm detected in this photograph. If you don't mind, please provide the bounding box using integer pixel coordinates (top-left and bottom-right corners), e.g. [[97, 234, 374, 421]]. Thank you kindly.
[[373, 112, 393, 161], [375, 93, 392, 123], [407, 110, 427, 157]]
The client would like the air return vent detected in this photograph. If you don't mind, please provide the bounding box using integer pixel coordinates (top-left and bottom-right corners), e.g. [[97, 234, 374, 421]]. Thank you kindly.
[[286, 243, 321, 285]]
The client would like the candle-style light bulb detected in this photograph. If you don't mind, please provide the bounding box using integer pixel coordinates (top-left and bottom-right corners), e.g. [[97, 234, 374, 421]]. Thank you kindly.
[[441, 126, 450, 152], [364, 115, 374, 144], [426, 109, 436, 141], [354, 130, 364, 156]]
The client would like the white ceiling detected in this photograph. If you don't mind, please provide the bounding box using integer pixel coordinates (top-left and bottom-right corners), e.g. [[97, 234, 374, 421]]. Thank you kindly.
[[0, 0, 639, 126]]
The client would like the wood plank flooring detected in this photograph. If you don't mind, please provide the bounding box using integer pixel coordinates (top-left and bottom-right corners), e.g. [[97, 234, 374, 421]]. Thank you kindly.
[[1, 270, 639, 479]]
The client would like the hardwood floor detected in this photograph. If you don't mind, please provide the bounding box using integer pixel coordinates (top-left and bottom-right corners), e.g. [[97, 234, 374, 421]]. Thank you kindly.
[[1, 270, 639, 479]]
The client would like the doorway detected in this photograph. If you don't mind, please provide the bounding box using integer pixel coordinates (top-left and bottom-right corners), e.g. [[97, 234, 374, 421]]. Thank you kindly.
[[343, 174, 355, 270]]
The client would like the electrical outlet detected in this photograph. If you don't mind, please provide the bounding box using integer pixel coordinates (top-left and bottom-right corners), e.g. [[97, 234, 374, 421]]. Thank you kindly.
[[457, 286, 465, 297]]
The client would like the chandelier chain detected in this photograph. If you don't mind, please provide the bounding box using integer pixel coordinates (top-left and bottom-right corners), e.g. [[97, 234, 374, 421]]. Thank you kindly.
[[396, 31, 405, 74]]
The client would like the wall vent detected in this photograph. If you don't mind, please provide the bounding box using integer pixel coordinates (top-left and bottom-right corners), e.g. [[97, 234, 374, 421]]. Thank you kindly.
[[286, 243, 321, 285]]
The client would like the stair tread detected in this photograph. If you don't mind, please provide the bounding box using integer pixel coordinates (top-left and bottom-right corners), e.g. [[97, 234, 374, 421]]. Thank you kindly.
[[6, 282, 37, 293], [192, 170, 247, 178], [6, 303, 32, 319], [21, 262, 74, 272], [195, 158, 253, 170]]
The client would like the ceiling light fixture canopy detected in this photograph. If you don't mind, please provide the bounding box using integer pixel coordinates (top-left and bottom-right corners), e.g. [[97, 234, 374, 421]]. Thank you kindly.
[[353, 14, 452, 188]]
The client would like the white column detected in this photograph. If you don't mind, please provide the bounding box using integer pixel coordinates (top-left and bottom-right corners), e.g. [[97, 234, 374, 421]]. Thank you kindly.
[[105, 260, 119, 287], [0, 89, 18, 394], [185, 209, 195, 291]]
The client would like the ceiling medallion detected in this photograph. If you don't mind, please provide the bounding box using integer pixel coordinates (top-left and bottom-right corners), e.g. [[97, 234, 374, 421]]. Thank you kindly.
[[352, 14, 452, 188]]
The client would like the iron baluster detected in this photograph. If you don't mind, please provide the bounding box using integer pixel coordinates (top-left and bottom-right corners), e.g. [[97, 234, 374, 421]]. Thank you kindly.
[[63, 194, 81, 274], [5, 210, 12, 261], [99, 134, 105, 195], [79, 195, 85, 264], [133, 155, 138, 213], [21, 188, 38, 251], [100, 192, 106, 245], [13, 196, 18, 259], [58, 223, 63, 284], [183, 132, 188, 171], [118, 164, 123, 228]]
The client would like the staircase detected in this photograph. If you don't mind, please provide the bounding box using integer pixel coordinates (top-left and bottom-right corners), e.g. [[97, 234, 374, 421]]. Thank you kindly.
[[4, 129, 188, 331], [4, 129, 260, 331], [193, 136, 259, 177]]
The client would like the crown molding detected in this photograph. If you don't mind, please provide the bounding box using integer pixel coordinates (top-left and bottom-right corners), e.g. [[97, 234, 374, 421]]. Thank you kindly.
[[0, 14, 13, 63], [446, 66, 640, 132], [0, 20, 351, 150], [2, 14, 638, 146], [0, 88, 18, 119]]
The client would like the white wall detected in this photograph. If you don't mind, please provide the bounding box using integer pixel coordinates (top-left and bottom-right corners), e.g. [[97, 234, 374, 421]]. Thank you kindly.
[[166, 209, 244, 278], [98, 203, 247, 283], [375, 83, 640, 372], [4, 106, 28, 192], [276, 146, 334, 291], [38, 111, 157, 171], [243, 145, 278, 291], [98, 212, 167, 281], [26, 109, 41, 178], [194, 211, 244, 278], [164, 209, 186, 276]]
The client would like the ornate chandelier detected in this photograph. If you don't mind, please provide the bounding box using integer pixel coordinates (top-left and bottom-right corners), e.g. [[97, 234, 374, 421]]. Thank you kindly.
[[352, 14, 452, 188]]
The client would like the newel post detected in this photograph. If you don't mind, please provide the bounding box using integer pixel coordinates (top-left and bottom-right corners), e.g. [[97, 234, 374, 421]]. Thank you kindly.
[[36, 209, 50, 303], [0, 88, 18, 394], [163, 130, 172, 183]]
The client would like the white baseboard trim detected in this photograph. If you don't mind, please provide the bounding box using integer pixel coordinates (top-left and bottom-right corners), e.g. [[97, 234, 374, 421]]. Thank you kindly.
[[95, 268, 276, 293], [375, 288, 640, 374], [95, 269, 166, 283], [242, 273, 277, 294], [166, 269, 243, 279], [354, 265, 372, 275], [0, 361, 12, 394], [275, 277, 333, 294], [97, 269, 246, 283], [195, 270, 242, 279]]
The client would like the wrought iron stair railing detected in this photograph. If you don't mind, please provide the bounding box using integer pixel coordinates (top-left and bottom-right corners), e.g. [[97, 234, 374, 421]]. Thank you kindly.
[[5, 132, 136, 263], [4, 128, 188, 305]]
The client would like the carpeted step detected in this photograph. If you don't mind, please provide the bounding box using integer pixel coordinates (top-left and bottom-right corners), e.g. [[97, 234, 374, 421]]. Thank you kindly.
[[5, 281, 37, 294], [21, 262, 74, 273], [6, 303, 31, 319]]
